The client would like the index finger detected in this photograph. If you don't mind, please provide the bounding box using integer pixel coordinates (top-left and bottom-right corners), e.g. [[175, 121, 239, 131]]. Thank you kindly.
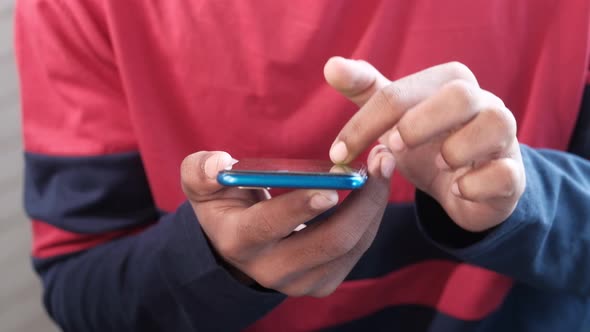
[[230, 189, 339, 249], [329, 62, 478, 164], [266, 146, 394, 272]]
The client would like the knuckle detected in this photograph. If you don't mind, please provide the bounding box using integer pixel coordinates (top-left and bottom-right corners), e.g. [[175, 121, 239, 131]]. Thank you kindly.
[[445, 61, 477, 84], [216, 238, 243, 262], [396, 117, 417, 148], [486, 92, 506, 108], [257, 212, 278, 239], [238, 212, 277, 244], [339, 118, 366, 146], [180, 151, 210, 197], [180, 153, 196, 173], [255, 209, 279, 239], [358, 223, 380, 253], [444, 79, 478, 112], [379, 83, 404, 110], [365, 185, 389, 209], [281, 283, 313, 298], [486, 106, 514, 130], [440, 142, 463, 168], [497, 107, 517, 136], [483, 107, 517, 152], [497, 160, 520, 196], [348, 117, 365, 137], [321, 231, 358, 259], [310, 283, 340, 298], [180, 152, 207, 179], [458, 176, 478, 199], [180, 159, 197, 194], [252, 271, 284, 291]]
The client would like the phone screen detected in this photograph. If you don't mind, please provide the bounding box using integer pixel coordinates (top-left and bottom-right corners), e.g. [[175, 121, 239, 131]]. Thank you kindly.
[[230, 158, 362, 175]]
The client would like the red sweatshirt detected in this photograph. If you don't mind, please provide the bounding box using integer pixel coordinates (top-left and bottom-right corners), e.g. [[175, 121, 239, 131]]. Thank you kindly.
[[15, 0, 590, 331]]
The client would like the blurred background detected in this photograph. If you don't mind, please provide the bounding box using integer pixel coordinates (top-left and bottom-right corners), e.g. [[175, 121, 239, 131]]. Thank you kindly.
[[0, 1, 59, 330]]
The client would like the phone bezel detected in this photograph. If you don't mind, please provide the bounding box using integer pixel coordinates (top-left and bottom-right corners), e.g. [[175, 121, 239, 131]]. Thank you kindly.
[[217, 158, 367, 189]]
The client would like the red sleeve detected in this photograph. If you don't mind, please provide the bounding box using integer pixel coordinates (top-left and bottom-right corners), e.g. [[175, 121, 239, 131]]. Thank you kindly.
[[15, 2, 283, 331], [15, 0, 136, 156]]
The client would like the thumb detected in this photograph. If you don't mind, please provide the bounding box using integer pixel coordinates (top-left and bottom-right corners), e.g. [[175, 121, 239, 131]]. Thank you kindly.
[[323, 56, 391, 107], [181, 151, 237, 200]]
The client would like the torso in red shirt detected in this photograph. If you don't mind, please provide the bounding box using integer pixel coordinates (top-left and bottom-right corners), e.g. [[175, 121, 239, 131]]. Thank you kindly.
[[20, 0, 590, 330]]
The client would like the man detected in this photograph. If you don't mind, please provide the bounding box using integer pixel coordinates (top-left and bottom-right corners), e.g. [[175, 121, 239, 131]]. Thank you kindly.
[[16, 0, 590, 331]]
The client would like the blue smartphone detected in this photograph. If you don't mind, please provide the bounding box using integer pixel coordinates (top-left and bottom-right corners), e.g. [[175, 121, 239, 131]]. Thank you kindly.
[[217, 158, 367, 189]]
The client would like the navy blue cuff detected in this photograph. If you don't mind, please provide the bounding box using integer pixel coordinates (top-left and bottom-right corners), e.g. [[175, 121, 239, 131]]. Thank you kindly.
[[415, 189, 528, 261], [413, 145, 590, 295], [414, 148, 536, 261], [156, 202, 285, 330]]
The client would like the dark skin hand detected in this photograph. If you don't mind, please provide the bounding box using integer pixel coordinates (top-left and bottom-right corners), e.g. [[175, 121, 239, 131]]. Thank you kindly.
[[181, 144, 395, 297], [325, 57, 526, 232], [180, 58, 525, 298]]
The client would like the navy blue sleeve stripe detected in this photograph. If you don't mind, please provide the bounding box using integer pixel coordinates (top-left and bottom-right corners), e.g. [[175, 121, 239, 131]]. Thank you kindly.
[[346, 202, 458, 281], [416, 84, 590, 252], [24, 151, 159, 234], [41, 201, 284, 331], [320, 304, 485, 332], [417, 145, 590, 295], [415, 83, 590, 296], [321, 289, 589, 332]]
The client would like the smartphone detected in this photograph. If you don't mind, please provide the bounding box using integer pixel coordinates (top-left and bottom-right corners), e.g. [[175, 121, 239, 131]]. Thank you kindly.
[[217, 158, 367, 189]]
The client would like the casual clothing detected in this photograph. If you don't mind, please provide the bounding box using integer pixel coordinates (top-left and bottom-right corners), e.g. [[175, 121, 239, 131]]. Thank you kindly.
[[15, 0, 590, 331]]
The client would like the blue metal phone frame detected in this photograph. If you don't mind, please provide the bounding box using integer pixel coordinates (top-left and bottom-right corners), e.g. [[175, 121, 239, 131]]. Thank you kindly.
[[217, 172, 367, 189]]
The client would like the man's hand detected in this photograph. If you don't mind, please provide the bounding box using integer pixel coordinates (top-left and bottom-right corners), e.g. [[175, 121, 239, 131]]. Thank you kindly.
[[180, 146, 395, 297], [325, 57, 525, 232]]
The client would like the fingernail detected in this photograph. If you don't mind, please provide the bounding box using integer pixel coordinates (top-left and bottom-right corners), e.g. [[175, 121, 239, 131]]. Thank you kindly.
[[310, 191, 339, 210], [380, 155, 395, 178], [374, 144, 389, 152], [435, 153, 450, 170], [293, 224, 307, 232], [389, 130, 405, 152], [226, 158, 239, 170], [451, 182, 461, 196], [204, 153, 233, 179], [330, 141, 348, 164]]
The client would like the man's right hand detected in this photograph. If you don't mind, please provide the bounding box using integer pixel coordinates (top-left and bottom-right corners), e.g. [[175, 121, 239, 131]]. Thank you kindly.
[[180, 146, 394, 297]]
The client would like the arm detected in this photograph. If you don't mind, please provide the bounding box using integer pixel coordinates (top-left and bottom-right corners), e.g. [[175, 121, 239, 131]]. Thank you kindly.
[[417, 145, 590, 295], [323, 57, 590, 296], [417, 84, 590, 294], [36, 198, 283, 332], [17, 1, 281, 331], [18, 3, 398, 332], [36, 192, 284, 331]]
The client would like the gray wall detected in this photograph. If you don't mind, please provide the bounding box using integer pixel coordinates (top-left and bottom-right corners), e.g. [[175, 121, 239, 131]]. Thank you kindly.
[[0, 1, 59, 331]]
